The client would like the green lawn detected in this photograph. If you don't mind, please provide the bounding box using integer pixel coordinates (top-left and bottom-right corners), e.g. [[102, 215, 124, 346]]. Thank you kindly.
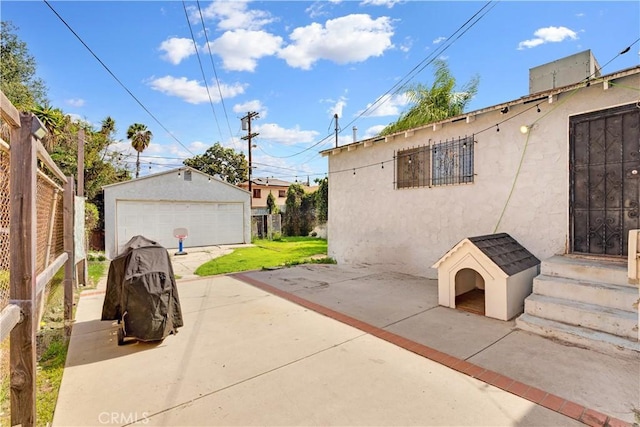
[[195, 237, 332, 276]]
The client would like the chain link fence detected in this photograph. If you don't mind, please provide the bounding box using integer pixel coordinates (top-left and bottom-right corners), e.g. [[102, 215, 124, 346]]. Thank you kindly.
[[0, 141, 10, 395], [0, 121, 69, 423]]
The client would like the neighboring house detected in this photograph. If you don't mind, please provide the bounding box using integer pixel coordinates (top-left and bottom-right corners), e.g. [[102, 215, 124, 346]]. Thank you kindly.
[[239, 177, 318, 215], [321, 51, 640, 354], [103, 166, 251, 259]]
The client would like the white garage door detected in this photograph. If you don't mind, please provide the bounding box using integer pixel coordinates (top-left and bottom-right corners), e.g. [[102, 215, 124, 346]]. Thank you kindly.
[[116, 200, 244, 254]]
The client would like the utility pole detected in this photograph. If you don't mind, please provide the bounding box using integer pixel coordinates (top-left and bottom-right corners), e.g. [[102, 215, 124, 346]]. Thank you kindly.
[[334, 113, 339, 148], [241, 112, 259, 207]]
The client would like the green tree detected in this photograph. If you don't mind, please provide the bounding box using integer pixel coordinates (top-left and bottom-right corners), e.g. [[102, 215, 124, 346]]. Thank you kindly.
[[266, 192, 278, 214], [31, 103, 71, 150], [0, 21, 47, 110], [283, 183, 315, 236], [183, 142, 248, 185], [100, 116, 115, 136], [380, 59, 479, 136], [314, 177, 328, 223], [127, 123, 152, 178], [48, 116, 130, 231]]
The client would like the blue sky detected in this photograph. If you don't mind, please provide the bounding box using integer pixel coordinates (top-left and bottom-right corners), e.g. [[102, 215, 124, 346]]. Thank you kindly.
[[2, 1, 639, 182]]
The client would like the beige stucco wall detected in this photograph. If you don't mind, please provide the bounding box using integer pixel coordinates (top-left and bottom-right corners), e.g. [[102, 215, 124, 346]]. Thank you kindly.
[[327, 73, 640, 279]]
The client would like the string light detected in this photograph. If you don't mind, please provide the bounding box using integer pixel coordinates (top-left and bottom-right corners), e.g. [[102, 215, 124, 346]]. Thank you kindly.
[[496, 124, 500, 132], [536, 104, 541, 113], [381, 162, 384, 169]]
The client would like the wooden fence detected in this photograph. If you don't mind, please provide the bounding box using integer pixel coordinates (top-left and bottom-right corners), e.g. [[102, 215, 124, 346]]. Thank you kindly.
[[0, 90, 77, 427]]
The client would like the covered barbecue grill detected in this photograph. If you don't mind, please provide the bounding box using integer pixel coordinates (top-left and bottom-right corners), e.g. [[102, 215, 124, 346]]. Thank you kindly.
[[101, 235, 183, 345]]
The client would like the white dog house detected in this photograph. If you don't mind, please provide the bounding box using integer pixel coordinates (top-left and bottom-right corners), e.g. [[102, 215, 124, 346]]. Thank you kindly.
[[432, 233, 540, 320], [103, 167, 251, 259]]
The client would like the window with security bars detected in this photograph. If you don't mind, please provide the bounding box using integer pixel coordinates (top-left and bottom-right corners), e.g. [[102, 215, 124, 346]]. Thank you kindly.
[[396, 146, 430, 189], [432, 136, 474, 186], [395, 136, 474, 189]]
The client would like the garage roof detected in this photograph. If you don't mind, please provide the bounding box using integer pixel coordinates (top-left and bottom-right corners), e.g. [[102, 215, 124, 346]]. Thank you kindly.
[[102, 166, 248, 193]]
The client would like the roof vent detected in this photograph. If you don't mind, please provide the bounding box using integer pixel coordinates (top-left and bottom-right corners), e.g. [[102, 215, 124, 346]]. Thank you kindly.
[[529, 49, 601, 94]]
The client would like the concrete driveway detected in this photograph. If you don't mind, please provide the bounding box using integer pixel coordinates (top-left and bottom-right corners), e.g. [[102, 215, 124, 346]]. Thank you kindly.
[[52, 247, 637, 426]]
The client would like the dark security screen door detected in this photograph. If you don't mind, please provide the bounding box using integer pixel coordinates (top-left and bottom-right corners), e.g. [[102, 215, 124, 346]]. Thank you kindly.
[[570, 103, 640, 256]]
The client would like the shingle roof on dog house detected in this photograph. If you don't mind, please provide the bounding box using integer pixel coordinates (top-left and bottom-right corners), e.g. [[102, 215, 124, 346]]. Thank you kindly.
[[432, 233, 540, 320]]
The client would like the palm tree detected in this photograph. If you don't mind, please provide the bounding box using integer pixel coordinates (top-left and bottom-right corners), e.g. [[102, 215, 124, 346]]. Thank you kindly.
[[127, 123, 152, 178], [100, 116, 115, 136], [31, 104, 69, 150], [380, 59, 479, 135]]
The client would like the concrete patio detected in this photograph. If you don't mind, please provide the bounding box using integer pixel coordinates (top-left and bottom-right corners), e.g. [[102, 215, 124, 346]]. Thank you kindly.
[[52, 247, 638, 426]]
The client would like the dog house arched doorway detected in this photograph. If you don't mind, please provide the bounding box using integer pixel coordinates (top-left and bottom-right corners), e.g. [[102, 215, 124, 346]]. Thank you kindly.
[[454, 268, 486, 315]]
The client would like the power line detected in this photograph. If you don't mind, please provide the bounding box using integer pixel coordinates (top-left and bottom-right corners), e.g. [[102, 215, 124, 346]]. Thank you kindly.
[[196, 0, 240, 151], [358, 1, 497, 121], [43, 0, 196, 157], [326, 58, 640, 179], [182, 0, 223, 143], [256, 1, 497, 162]]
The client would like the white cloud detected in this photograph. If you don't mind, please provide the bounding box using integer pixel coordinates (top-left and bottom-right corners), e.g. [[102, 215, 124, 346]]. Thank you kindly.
[[518, 26, 578, 50], [360, 0, 401, 8], [159, 37, 196, 65], [66, 98, 85, 107], [576, 12, 585, 17], [359, 93, 410, 117], [363, 125, 386, 139], [398, 36, 412, 53], [208, 30, 283, 71], [306, 2, 329, 19], [148, 76, 246, 104], [433, 36, 446, 45], [327, 95, 348, 118], [255, 123, 319, 145], [67, 113, 87, 124], [195, 0, 274, 31], [278, 14, 394, 70], [189, 140, 209, 153], [233, 100, 267, 118]]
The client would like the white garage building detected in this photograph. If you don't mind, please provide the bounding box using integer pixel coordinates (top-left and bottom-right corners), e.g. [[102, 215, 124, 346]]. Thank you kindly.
[[103, 167, 251, 259]]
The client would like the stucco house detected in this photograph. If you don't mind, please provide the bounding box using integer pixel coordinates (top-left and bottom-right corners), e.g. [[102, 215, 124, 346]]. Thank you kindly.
[[103, 166, 251, 259], [239, 177, 318, 215], [321, 51, 640, 354]]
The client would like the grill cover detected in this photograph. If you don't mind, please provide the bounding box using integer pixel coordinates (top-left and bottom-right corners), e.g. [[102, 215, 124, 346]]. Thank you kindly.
[[101, 236, 183, 341]]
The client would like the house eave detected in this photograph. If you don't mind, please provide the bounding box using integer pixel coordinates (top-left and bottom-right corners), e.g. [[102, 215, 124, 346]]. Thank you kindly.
[[320, 65, 640, 156]]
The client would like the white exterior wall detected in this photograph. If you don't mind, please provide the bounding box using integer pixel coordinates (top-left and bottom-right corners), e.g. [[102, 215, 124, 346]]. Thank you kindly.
[[327, 74, 640, 279], [104, 169, 251, 259]]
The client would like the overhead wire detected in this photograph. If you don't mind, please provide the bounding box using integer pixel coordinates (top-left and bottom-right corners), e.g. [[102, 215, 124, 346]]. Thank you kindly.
[[43, 0, 197, 157], [324, 39, 640, 182], [182, 0, 224, 143], [257, 0, 498, 163], [357, 1, 497, 120], [196, 0, 241, 151], [46, 0, 496, 177]]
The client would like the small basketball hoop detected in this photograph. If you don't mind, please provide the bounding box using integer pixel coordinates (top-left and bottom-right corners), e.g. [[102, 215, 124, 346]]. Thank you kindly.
[[173, 228, 188, 255]]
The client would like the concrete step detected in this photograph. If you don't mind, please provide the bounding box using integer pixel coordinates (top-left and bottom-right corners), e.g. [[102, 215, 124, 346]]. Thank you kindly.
[[516, 313, 640, 358], [524, 294, 638, 339], [541, 255, 629, 287], [533, 275, 639, 312]]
